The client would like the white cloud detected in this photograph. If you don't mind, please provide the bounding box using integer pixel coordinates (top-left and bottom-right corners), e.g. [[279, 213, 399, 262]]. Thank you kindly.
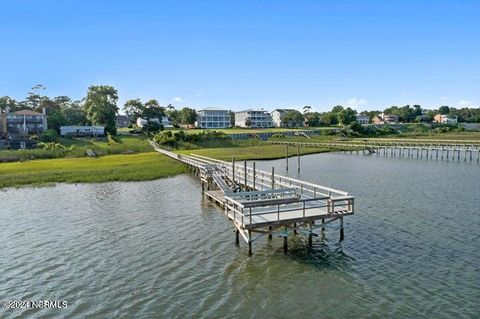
[[440, 96, 448, 100], [173, 97, 183, 102], [327, 97, 333, 101], [346, 97, 367, 107], [458, 100, 473, 107]]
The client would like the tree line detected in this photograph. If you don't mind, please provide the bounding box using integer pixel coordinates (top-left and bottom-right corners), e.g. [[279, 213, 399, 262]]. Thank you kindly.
[[1, 85, 479, 136], [0, 85, 198, 136], [302, 104, 480, 126]]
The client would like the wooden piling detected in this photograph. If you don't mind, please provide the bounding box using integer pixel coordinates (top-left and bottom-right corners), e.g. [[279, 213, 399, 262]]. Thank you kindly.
[[232, 157, 235, 187], [253, 162, 256, 189], [340, 217, 344, 241], [248, 230, 252, 256], [244, 161, 247, 190], [297, 145, 300, 173], [271, 166, 275, 189], [285, 145, 289, 171], [308, 223, 313, 246], [283, 226, 288, 254], [268, 226, 272, 240]]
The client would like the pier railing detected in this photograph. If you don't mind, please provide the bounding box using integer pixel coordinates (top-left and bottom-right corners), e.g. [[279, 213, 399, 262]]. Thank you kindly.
[[188, 154, 350, 199], [223, 189, 353, 228]]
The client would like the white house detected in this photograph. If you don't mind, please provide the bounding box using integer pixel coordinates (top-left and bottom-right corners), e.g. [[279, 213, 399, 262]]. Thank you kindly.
[[196, 108, 231, 129], [355, 114, 370, 124], [434, 114, 457, 124], [271, 109, 298, 127], [136, 117, 173, 128], [60, 126, 105, 137], [234, 109, 273, 128]]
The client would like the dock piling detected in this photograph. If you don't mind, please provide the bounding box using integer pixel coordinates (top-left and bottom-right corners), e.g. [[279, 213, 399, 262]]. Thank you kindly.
[[340, 217, 344, 241], [297, 145, 300, 173]]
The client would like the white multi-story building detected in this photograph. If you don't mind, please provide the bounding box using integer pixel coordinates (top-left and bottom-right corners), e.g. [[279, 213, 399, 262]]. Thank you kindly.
[[195, 108, 231, 129], [355, 114, 370, 124], [60, 126, 105, 137], [434, 114, 457, 124], [235, 109, 273, 128], [136, 116, 173, 128], [271, 109, 298, 127]]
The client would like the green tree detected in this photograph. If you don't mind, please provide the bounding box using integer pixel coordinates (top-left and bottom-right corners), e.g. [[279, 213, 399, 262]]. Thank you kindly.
[[84, 85, 119, 135], [0, 96, 19, 112], [26, 84, 46, 110], [143, 99, 165, 121], [332, 105, 344, 114], [245, 118, 252, 128], [123, 99, 144, 119], [179, 107, 197, 126], [64, 102, 87, 125], [349, 121, 364, 134], [303, 105, 312, 115], [339, 107, 357, 125], [439, 105, 450, 115], [305, 112, 321, 127], [320, 112, 339, 126], [283, 110, 304, 127]]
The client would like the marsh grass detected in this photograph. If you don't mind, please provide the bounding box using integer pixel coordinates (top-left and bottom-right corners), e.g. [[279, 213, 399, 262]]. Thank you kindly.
[[178, 144, 328, 161], [0, 152, 187, 189], [0, 136, 152, 162]]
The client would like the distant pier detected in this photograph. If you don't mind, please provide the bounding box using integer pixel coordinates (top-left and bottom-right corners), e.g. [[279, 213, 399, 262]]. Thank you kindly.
[[151, 142, 354, 255], [269, 140, 480, 163]]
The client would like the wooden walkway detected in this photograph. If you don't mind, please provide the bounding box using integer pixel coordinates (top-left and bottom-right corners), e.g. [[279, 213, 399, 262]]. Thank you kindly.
[[269, 140, 480, 163], [150, 141, 354, 255]]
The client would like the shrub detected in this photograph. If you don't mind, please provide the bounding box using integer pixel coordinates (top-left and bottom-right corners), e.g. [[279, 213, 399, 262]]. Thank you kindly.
[[41, 129, 60, 143], [107, 133, 118, 145], [37, 142, 66, 150], [64, 132, 76, 139], [141, 121, 163, 135]]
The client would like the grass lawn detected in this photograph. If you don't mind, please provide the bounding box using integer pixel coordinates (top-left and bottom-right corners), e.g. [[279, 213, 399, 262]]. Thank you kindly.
[[0, 135, 152, 162], [0, 152, 187, 189], [177, 144, 328, 161], [165, 127, 322, 135], [373, 132, 480, 141]]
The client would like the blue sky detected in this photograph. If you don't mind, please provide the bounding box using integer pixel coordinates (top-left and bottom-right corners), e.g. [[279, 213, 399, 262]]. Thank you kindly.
[[0, 0, 479, 112]]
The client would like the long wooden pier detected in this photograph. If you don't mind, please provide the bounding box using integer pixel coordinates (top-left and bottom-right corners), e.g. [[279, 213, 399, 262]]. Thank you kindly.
[[269, 140, 480, 163], [151, 142, 354, 255]]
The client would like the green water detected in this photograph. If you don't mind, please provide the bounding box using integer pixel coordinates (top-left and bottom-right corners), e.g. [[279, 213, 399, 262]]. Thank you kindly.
[[0, 153, 478, 318]]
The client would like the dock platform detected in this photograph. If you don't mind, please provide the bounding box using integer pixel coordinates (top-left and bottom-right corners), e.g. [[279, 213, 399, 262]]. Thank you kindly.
[[151, 141, 354, 255]]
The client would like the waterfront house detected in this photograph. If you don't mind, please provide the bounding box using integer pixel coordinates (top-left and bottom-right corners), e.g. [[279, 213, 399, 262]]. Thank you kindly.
[[195, 108, 231, 129], [235, 109, 273, 128], [6, 108, 48, 138], [116, 115, 131, 128], [271, 109, 302, 127], [373, 113, 399, 124], [355, 114, 370, 124], [60, 126, 105, 137], [0, 109, 6, 139], [434, 114, 458, 124], [136, 117, 173, 128]]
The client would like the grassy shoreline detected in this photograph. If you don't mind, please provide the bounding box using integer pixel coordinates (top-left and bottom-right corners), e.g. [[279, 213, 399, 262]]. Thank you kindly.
[[0, 152, 187, 189], [1, 130, 478, 189], [0, 144, 328, 189]]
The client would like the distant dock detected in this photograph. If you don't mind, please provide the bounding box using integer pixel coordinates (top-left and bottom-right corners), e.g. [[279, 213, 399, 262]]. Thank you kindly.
[[151, 142, 354, 255], [269, 140, 480, 162]]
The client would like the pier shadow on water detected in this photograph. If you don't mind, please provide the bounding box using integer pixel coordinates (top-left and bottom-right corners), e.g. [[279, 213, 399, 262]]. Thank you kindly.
[[283, 236, 355, 271]]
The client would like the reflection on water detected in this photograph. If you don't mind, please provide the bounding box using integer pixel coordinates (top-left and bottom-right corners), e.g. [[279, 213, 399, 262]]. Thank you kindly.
[[0, 153, 479, 318]]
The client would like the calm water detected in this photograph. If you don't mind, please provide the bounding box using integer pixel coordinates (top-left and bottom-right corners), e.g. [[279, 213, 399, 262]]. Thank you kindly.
[[0, 153, 479, 318]]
